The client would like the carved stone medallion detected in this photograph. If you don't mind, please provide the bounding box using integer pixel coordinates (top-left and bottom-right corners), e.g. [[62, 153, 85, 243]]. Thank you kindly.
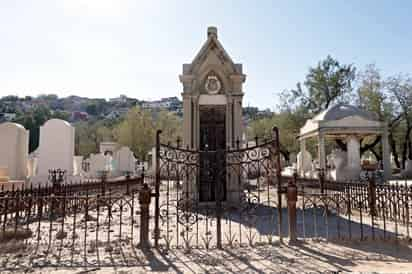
[[204, 75, 221, 94]]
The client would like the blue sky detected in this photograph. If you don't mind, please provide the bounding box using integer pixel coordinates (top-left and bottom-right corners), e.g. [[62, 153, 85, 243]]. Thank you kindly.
[[1, 0, 411, 109]]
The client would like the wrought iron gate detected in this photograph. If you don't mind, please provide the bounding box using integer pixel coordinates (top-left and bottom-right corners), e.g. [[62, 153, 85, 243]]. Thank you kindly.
[[154, 127, 283, 249]]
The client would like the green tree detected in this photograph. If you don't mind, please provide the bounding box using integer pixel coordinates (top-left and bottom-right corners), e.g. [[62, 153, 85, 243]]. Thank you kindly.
[[115, 107, 155, 160], [155, 110, 182, 144], [385, 75, 412, 168], [248, 110, 305, 162], [74, 121, 114, 156], [280, 55, 356, 115], [355, 65, 412, 168]]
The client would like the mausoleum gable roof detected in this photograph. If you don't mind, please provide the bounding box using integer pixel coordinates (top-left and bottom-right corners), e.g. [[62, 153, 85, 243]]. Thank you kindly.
[[187, 29, 238, 74]]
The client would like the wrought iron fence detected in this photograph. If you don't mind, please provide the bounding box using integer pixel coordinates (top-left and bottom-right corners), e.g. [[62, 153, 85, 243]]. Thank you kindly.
[[289, 176, 412, 242], [0, 182, 154, 267], [154, 128, 284, 249]]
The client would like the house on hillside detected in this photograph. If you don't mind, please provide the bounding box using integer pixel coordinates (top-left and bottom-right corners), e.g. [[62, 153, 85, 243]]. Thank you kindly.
[[0, 113, 16, 122]]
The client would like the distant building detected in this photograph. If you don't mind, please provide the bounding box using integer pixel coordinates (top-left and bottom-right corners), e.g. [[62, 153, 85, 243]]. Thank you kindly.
[[109, 95, 129, 104], [71, 111, 89, 121], [105, 108, 129, 119], [142, 97, 182, 111]]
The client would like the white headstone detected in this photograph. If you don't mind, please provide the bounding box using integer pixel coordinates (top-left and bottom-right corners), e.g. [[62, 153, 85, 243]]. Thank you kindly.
[[88, 153, 107, 177], [113, 146, 136, 174], [36, 119, 75, 176], [0, 122, 29, 180]]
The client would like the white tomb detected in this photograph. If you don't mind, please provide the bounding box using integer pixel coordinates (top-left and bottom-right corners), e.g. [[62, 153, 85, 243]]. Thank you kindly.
[[36, 119, 75, 177], [0, 122, 29, 180], [73, 156, 83, 176], [297, 149, 313, 177], [113, 146, 136, 175]]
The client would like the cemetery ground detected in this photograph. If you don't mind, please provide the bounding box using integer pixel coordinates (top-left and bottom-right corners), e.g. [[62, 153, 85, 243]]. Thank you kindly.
[[1, 186, 412, 273], [1, 237, 412, 273]]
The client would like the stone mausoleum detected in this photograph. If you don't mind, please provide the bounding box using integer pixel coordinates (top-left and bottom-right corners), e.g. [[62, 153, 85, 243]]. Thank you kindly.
[[180, 27, 246, 202]]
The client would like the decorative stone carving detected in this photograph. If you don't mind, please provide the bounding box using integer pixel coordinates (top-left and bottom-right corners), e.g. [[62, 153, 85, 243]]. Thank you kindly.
[[205, 75, 221, 94]]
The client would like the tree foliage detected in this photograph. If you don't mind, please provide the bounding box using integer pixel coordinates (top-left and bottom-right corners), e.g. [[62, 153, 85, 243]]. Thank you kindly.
[[114, 107, 182, 160], [115, 107, 155, 160]]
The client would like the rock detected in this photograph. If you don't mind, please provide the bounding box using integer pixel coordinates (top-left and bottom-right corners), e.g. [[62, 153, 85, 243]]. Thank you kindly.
[[55, 230, 67, 240]]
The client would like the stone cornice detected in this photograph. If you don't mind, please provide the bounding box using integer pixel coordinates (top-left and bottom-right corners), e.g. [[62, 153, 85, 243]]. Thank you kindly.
[[230, 74, 246, 83]]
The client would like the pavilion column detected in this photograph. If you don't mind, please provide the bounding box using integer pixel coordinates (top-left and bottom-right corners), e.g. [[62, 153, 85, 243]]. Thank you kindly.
[[318, 133, 326, 171], [346, 135, 361, 180], [299, 139, 306, 177], [347, 135, 361, 170], [382, 126, 391, 180]]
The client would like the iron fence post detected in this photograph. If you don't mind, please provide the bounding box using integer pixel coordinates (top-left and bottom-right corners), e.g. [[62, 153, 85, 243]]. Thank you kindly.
[[318, 168, 325, 194], [273, 127, 283, 243], [368, 174, 377, 217], [287, 173, 298, 244], [139, 183, 152, 248], [216, 149, 223, 249], [101, 171, 107, 196], [154, 130, 162, 248]]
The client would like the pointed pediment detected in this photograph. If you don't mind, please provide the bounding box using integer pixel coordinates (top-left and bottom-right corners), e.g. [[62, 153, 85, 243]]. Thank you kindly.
[[184, 28, 242, 76]]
